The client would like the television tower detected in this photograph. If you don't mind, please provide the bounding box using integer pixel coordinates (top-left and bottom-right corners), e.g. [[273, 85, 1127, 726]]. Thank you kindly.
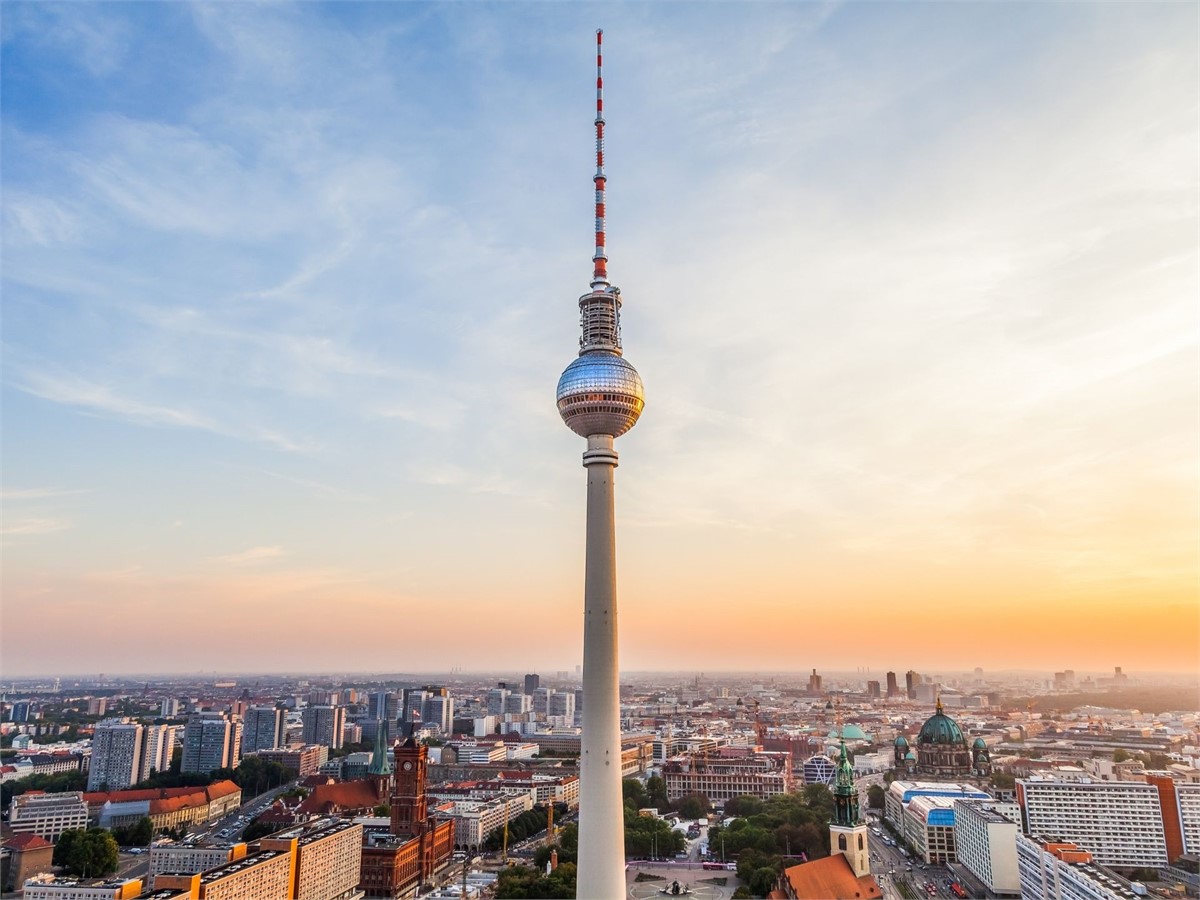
[[556, 28, 645, 899]]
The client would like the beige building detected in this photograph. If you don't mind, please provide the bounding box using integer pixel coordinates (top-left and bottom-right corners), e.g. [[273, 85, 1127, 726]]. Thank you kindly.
[[9, 791, 90, 841], [663, 748, 793, 803], [263, 820, 362, 900], [196, 848, 294, 900]]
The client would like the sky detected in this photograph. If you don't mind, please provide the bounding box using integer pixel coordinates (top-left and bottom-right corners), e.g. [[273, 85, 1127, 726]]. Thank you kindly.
[[2, 2, 1197, 679]]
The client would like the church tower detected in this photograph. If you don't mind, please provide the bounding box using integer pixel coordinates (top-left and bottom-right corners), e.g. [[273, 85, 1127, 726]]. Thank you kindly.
[[829, 740, 870, 878], [367, 718, 393, 801]]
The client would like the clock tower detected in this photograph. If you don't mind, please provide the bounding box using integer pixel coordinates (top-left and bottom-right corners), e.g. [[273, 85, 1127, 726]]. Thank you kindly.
[[829, 739, 870, 878], [390, 737, 429, 837]]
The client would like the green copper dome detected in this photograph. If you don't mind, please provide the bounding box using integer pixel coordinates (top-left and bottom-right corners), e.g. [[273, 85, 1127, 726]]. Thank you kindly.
[[829, 724, 869, 741], [972, 737, 987, 750], [894, 735, 909, 747], [918, 698, 965, 746]]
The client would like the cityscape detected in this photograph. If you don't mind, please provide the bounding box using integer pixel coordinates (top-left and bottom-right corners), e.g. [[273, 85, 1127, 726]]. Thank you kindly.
[[2, 3, 1197, 900]]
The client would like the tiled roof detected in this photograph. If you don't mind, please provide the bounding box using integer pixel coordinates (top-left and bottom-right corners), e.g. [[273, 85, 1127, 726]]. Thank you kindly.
[[4, 833, 54, 851], [783, 854, 882, 900], [297, 780, 384, 815]]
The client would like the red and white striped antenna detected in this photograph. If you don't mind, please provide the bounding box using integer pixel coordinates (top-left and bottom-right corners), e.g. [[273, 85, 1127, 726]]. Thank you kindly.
[[592, 28, 608, 288]]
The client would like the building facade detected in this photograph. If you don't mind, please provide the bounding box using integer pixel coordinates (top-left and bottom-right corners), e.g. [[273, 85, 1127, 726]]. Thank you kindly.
[[953, 800, 1020, 896], [241, 708, 284, 755], [88, 720, 145, 791], [301, 707, 346, 750], [181, 713, 240, 775], [8, 792, 90, 841]]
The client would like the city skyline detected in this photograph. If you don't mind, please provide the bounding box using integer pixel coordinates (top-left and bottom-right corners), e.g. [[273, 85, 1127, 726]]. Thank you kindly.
[[2, 3, 1197, 677]]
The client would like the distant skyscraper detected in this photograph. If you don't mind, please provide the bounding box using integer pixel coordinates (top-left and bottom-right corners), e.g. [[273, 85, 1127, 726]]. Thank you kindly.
[[160, 698, 180, 718], [523, 673, 540, 695], [866, 681, 881, 699], [905, 670, 920, 700], [556, 30, 645, 899], [809, 669, 823, 694], [885, 672, 899, 698], [242, 706, 284, 753], [88, 719, 144, 790], [301, 705, 346, 749], [9, 700, 31, 722]]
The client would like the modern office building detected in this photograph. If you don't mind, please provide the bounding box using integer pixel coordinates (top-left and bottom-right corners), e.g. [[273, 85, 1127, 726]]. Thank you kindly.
[[523, 674, 539, 695], [88, 719, 145, 790], [886, 672, 899, 698]]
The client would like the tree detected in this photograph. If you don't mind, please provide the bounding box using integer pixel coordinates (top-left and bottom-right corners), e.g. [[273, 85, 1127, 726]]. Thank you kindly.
[[990, 772, 1015, 790], [750, 865, 779, 897], [111, 817, 154, 847], [623, 778, 649, 810], [645, 775, 669, 809], [53, 829, 119, 877], [242, 818, 282, 842], [677, 794, 710, 820], [1112, 748, 1131, 763], [495, 862, 577, 899], [726, 795, 764, 818], [373, 804, 391, 817], [867, 785, 886, 810]]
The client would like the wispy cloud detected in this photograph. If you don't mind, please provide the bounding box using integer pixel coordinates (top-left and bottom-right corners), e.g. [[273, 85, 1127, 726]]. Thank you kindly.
[[1, 487, 89, 500], [211, 546, 288, 566], [1, 518, 71, 537]]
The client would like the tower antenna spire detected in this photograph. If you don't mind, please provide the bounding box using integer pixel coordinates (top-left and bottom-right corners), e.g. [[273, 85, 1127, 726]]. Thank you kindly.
[[592, 28, 608, 288]]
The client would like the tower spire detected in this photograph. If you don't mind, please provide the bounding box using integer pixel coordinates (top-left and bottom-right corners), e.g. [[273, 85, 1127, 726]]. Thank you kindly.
[[592, 28, 608, 288]]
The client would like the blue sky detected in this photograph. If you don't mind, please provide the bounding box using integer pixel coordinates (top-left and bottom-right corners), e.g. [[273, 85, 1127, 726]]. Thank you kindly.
[[2, 2, 1196, 676]]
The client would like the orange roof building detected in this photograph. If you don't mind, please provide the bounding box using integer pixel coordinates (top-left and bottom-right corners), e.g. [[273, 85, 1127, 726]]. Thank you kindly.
[[779, 854, 883, 900]]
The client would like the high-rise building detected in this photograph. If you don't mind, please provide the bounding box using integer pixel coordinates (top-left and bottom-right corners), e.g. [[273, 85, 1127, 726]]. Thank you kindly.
[[141, 724, 177, 777], [531, 687, 553, 717], [1016, 835, 1146, 900], [301, 706, 346, 750], [9, 700, 31, 722], [242, 706, 284, 754], [866, 681, 881, 699], [808, 669, 823, 694], [503, 693, 531, 715], [548, 691, 575, 722], [160, 698, 180, 718], [88, 719, 144, 790], [368, 691, 398, 723], [485, 688, 508, 716], [905, 670, 920, 700], [86, 697, 107, 716], [886, 672, 899, 698], [181, 711, 239, 774], [426, 694, 454, 734], [523, 673, 540, 695], [953, 800, 1020, 895], [555, 30, 645, 899]]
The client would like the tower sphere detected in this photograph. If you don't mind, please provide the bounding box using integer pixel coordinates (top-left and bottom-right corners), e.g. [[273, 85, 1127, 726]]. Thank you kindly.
[[557, 351, 644, 438]]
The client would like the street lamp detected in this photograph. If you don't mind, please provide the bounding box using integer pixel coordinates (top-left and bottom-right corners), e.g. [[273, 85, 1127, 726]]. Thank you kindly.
[[461, 855, 482, 898]]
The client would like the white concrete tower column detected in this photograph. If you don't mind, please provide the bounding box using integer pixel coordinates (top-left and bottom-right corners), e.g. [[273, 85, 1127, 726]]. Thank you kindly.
[[577, 432, 625, 898]]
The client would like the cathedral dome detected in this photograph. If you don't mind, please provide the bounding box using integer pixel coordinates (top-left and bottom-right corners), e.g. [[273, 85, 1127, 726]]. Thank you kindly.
[[972, 737, 987, 750], [829, 724, 869, 741], [894, 735, 909, 747], [918, 699, 965, 746]]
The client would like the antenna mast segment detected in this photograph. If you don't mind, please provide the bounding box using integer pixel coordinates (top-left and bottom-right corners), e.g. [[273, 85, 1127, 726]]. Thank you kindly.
[[592, 29, 608, 288]]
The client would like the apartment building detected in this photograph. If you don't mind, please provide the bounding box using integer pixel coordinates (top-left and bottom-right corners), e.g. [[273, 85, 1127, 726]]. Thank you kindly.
[[251, 745, 328, 778], [1017, 835, 1148, 900], [181, 713, 240, 775], [241, 708, 284, 755], [262, 820, 363, 900], [88, 720, 144, 790], [143, 725, 178, 778], [149, 844, 247, 887], [1017, 777, 1169, 867], [301, 707, 346, 750], [953, 800, 1020, 896]]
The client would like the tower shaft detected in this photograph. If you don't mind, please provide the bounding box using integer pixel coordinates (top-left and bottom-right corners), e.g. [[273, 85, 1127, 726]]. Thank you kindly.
[[576, 433, 625, 898]]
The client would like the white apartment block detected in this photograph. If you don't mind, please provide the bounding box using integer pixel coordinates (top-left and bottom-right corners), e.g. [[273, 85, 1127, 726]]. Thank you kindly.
[[181, 713, 239, 774], [1179, 781, 1200, 855], [9, 791, 90, 841], [953, 800, 1020, 896], [547, 692, 575, 721], [149, 844, 246, 885], [301, 706, 346, 750], [21, 876, 144, 900], [141, 724, 177, 777], [1016, 835, 1147, 900], [88, 720, 144, 790], [1017, 777, 1168, 867]]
